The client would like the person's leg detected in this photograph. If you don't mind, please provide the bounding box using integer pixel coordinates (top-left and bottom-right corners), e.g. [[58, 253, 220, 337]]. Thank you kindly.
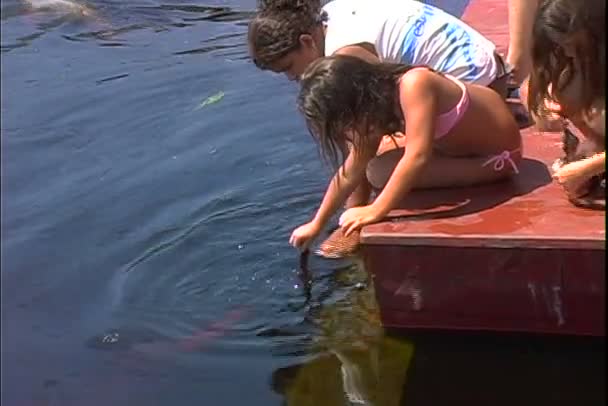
[[343, 134, 405, 208], [345, 181, 372, 208], [506, 0, 539, 86], [317, 147, 522, 259], [366, 148, 521, 191], [340, 134, 408, 209]]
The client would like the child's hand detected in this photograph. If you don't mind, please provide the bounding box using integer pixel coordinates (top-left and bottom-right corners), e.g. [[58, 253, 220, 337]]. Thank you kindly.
[[339, 205, 384, 236], [553, 160, 592, 198], [289, 221, 322, 251]]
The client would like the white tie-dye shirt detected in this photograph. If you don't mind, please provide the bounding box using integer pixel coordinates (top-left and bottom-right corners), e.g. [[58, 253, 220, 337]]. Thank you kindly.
[[322, 0, 499, 86]]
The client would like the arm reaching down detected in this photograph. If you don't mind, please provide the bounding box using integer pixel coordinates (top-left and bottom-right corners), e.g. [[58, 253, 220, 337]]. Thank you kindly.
[[290, 147, 372, 250], [339, 70, 438, 235]]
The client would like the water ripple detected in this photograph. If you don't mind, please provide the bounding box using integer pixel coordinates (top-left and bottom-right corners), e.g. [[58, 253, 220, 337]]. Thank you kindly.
[[1, 0, 253, 53]]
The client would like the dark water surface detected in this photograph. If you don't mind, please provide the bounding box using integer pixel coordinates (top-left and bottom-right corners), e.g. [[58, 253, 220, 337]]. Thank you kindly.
[[1, 0, 605, 405]]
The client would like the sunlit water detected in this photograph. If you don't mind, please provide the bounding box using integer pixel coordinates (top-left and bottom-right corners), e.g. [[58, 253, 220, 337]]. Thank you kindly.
[[1, 0, 604, 405]]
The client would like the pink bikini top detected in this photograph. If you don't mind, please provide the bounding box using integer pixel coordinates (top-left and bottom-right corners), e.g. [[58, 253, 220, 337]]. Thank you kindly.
[[398, 69, 521, 175], [400, 68, 471, 139]]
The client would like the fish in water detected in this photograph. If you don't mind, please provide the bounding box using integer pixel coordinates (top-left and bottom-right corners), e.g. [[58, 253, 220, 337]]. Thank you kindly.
[[22, 0, 95, 16], [553, 127, 605, 210], [87, 307, 248, 358], [176, 308, 247, 352]]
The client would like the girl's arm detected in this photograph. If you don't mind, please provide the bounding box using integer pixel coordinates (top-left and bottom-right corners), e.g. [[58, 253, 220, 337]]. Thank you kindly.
[[553, 151, 605, 198], [578, 151, 605, 178], [290, 146, 373, 249], [370, 70, 437, 215], [312, 148, 373, 228]]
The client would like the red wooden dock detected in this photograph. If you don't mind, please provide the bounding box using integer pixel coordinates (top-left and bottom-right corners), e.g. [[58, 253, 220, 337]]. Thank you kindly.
[[360, 0, 606, 336]]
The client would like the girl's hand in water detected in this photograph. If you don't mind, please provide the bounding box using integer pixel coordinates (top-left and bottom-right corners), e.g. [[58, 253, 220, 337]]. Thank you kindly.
[[289, 221, 322, 251], [553, 159, 593, 197], [339, 205, 384, 236]]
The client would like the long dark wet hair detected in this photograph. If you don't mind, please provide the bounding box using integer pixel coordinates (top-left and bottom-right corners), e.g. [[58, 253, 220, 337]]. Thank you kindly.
[[527, 0, 605, 118], [248, 0, 326, 70], [297, 55, 416, 171]]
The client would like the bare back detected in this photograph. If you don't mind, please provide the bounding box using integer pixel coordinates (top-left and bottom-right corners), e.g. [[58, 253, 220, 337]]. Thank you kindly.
[[403, 70, 521, 157]]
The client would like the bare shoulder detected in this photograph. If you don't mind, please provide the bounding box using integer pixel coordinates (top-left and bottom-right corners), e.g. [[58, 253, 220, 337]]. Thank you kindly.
[[398, 68, 440, 104], [334, 44, 380, 64]]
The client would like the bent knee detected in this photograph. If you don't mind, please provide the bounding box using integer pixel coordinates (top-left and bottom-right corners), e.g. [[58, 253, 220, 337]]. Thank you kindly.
[[366, 148, 403, 189]]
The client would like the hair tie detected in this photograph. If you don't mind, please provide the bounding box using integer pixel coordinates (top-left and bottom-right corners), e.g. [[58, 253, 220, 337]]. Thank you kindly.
[[316, 10, 328, 23]]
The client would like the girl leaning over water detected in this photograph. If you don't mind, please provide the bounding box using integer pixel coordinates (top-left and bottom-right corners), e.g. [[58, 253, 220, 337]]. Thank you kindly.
[[288, 56, 522, 252]]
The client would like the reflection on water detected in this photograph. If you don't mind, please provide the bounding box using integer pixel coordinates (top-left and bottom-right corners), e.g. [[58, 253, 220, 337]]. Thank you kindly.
[[268, 259, 605, 406], [272, 338, 414, 406], [269, 259, 414, 406]]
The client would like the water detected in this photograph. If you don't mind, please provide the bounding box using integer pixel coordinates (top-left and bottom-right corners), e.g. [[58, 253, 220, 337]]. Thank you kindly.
[[1, 0, 604, 405]]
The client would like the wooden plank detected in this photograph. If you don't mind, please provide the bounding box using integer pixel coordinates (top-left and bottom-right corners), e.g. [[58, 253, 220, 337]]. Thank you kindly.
[[361, 130, 605, 249], [364, 244, 605, 336]]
